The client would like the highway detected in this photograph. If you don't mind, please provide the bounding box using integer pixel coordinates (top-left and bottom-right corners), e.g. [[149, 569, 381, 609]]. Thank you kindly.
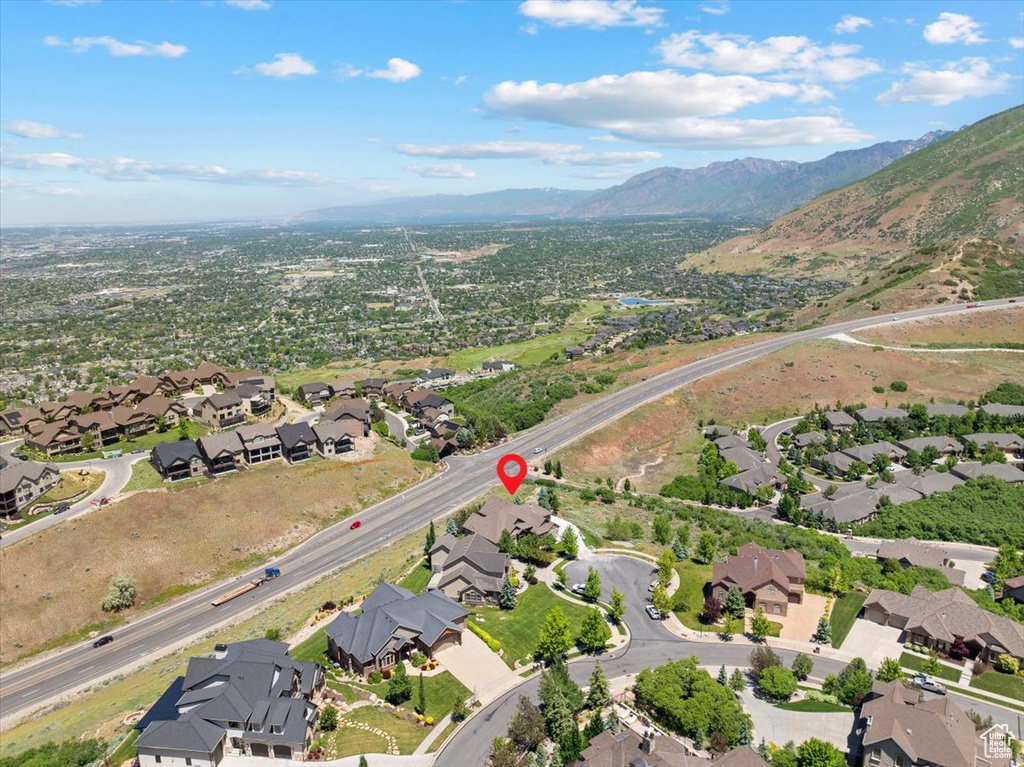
[[0, 298, 1019, 723]]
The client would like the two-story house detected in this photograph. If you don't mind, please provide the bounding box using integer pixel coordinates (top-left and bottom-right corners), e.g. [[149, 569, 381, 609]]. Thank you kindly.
[[0, 459, 61, 516], [276, 423, 316, 463], [194, 392, 245, 430], [235, 424, 282, 464], [152, 440, 206, 482], [711, 543, 806, 617], [198, 432, 245, 475]]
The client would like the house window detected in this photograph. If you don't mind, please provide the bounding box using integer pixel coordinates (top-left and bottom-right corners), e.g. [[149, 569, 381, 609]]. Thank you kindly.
[[773, 604, 781, 615], [869, 749, 881, 764], [894, 755, 905, 767], [766, 586, 776, 596]]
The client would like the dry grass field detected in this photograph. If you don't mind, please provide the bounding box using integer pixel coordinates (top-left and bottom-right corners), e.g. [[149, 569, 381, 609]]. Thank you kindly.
[[0, 445, 433, 662], [852, 306, 1024, 346], [556, 339, 1021, 493]]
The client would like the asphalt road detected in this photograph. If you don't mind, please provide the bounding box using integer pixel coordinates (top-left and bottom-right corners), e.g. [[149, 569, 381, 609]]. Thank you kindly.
[[436, 556, 1020, 767], [1, 298, 1019, 723]]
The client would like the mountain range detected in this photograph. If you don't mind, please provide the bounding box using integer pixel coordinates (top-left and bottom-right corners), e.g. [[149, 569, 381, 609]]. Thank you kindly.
[[299, 132, 950, 224]]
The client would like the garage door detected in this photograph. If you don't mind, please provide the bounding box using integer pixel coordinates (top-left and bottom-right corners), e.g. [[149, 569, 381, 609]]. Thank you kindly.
[[863, 608, 888, 626], [433, 631, 461, 653], [273, 745, 292, 760], [250, 743, 270, 758]]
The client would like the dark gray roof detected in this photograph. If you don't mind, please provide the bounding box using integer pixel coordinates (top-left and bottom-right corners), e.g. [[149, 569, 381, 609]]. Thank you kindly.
[[824, 411, 856, 426], [926, 403, 969, 418], [897, 436, 963, 453], [962, 432, 1023, 449], [276, 422, 316, 450], [135, 714, 225, 753], [855, 407, 909, 422], [313, 420, 359, 443], [703, 425, 733, 438], [714, 435, 749, 450], [0, 460, 59, 494], [421, 368, 455, 380], [325, 584, 467, 665], [950, 462, 1024, 483], [152, 439, 202, 467], [980, 403, 1024, 418], [198, 391, 242, 409], [793, 431, 826, 448], [718, 445, 764, 472]]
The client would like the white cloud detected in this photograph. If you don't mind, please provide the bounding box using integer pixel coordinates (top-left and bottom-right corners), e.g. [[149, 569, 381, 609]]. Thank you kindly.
[[225, 0, 270, 9], [404, 163, 477, 179], [699, 1, 729, 16], [657, 31, 881, 82], [0, 179, 85, 196], [1010, 38, 1024, 49], [0, 151, 336, 185], [877, 57, 1012, 106], [518, 0, 663, 29], [366, 58, 421, 82], [237, 53, 317, 78], [834, 15, 871, 34], [7, 120, 81, 139], [544, 150, 662, 165], [923, 13, 988, 45], [569, 169, 634, 179], [589, 134, 624, 142], [396, 140, 584, 160], [483, 70, 867, 147], [454, 75, 468, 85], [44, 35, 187, 57]]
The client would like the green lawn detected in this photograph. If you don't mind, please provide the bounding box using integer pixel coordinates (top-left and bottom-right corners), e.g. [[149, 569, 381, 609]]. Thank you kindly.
[[44, 421, 210, 463], [971, 670, 1024, 700], [672, 561, 724, 633], [290, 628, 328, 664], [776, 699, 851, 713], [106, 730, 139, 766], [469, 584, 592, 667], [440, 332, 588, 371], [398, 561, 433, 594], [899, 652, 961, 682], [121, 460, 167, 492], [342, 707, 428, 754], [829, 592, 866, 649], [331, 723, 390, 760]]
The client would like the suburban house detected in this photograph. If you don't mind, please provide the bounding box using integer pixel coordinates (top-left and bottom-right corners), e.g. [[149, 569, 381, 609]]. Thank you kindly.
[[403, 390, 455, 419], [857, 679, 1010, 767], [194, 392, 245, 430], [324, 584, 467, 676], [717, 445, 764, 472], [329, 380, 356, 399], [312, 420, 358, 456], [136, 395, 188, 427], [1002, 575, 1024, 604], [980, 403, 1024, 418], [0, 460, 61, 516], [129, 374, 170, 398], [0, 407, 45, 437], [64, 390, 106, 413], [236, 424, 282, 465], [720, 464, 785, 497], [703, 424, 733, 438], [481, 360, 518, 373], [462, 497, 554, 545], [323, 398, 370, 436], [801, 470, 965, 526], [24, 421, 82, 456], [926, 403, 969, 418], [225, 371, 276, 403], [38, 400, 74, 421], [950, 462, 1024, 483], [235, 384, 272, 417], [277, 423, 316, 463], [713, 746, 772, 767], [162, 369, 200, 393], [711, 543, 806, 617], [111, 405, 156, 438], [135, 639, 323, 766], [152, 440, 206, 482], [358, 378, 386, 398], [194, 361, 230, 387], [862, 586, 1024, 664], [793, 431, 826, 449], [419, 368, 455, 384], [70, 410, 120, 446], [570, 728, 697, 767], [431, 533, 510, 605], [382, 381, 414, 406], [855, 408, 909, 424], [896, 436, 963, 458], [104, 385, 141, 407], [198, 432, 245, 475], [962, 432, 1023, 458], [713, 435, 749, 450], [564, 346, 585, 359], [297, 382, 331, 407], [876, 538, 966, 586], [824, 411, 856, 432]]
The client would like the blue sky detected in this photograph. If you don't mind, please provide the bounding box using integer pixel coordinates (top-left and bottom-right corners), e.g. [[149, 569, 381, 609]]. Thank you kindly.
[[1, 0, 1021, 225]]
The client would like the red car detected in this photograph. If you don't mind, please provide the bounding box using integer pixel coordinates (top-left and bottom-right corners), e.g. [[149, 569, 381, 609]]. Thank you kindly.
[[349, 520, 361, 530]]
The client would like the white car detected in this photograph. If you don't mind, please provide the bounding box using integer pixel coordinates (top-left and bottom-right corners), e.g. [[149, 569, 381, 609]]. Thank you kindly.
[[532, 447, 544, 454], [912, 675, 946, 695], [570, 583, 588, 596], [645, 605, 661, 620]]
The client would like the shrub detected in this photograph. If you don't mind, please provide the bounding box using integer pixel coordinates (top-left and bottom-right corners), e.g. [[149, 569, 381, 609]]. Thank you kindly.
[[264, 628, 282, 641], [369, 670, 383, 684], [997, 654, 1019, 674], [100, 574, 138, 613], [319, 705, 338, 731], [889, 381, 908, 392], [758, 666, 798, 701], [468, 621, 501, 652]]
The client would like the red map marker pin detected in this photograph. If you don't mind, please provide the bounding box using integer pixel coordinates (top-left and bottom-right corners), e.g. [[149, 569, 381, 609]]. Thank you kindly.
[[497, 453, 527, 496]]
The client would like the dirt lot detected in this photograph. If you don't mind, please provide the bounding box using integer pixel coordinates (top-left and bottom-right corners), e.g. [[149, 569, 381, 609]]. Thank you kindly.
[[0, 444, 432, 662], [556, 339, 1021, 493], [852, 306, 1024, 346]]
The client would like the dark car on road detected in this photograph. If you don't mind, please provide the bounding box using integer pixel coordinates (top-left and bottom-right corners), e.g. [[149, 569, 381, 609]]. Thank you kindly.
[[92, 635, 114, 648], [54, 503, 71, 514]]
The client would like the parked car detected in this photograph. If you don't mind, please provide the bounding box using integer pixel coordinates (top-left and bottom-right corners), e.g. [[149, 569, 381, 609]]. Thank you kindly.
[[648, 580, 658, 592], [912, 675, 946, 695], [131, 448, 146, 454], [982, 570, 999, 584], [349, 520, 362, 530], [645, 605, 661, 620], [92, 635, 114, 648], [53, 503, 71, 515], [570, 583, 587, 596]]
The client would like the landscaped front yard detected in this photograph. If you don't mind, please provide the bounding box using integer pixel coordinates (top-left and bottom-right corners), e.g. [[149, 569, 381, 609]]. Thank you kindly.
[[469, 583, 591, 668], [41, 420, 210, 462], [398, 560, 432, 594], [672, 560, 721, 632], [828, 592, 866, 648], [971, 670, 1024, 700], [340, 706, 429, 755], [899, 651, 960, 682]]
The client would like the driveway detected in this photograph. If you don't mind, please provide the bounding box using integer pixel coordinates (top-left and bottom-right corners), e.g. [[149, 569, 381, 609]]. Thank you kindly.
[[433, 629, 520, 705], [773, 593, 828, 642], [841, 619, 904, 667], [738, 684, 856, 751]]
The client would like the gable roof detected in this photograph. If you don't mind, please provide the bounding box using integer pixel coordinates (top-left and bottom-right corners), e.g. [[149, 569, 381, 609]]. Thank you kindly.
[[276, 422, 316, 450], [925, 403, 969, 418], [824, 411, 856, 427], [461, 497, 553, 544], [196, 391, 242, 410], [324, 585, 467, 665], [136, 395, 186, 418], [876, 537, 947, 569], [897, 436, 963, 453], [720, 464, 781, 495], [438, 534, 509, 595], [313, 420, 361, 443], [324, 398, 369, 422], [855, 407, 909, 422], [718, 445, 764, 472], [0, 461, 60, 494], [714, 745, 771, 767], [198, 432, 244, 457], [236, 423, 279, 443], [713, 542, 805, 594], [152, 439, 202, 467], [962, 432, 1023, 449], [0, 407, 44, 429], [950, 462, 1024, 483], [574, 728, 692, 767], [980, 403, 1024, 418]]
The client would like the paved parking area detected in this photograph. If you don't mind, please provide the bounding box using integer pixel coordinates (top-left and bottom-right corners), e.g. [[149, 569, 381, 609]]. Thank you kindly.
[[739, 684, 856, 751], [773, 593, 828, 641], [840, 619, 904, 667]]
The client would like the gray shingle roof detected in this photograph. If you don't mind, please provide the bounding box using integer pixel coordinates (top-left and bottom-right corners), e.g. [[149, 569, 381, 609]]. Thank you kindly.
[[950, 462, 1024, 483], [152, 439, 202, 467], [276, 422, 316, 450], [198, 431, 244, 458], [855, 407, 909, 422]]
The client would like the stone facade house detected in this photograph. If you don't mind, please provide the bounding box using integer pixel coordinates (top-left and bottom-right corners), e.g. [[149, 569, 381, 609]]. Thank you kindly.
[[198, 433, 245, 474], [711, 543, 805, 617], [194, 392, 245, 430], [152, 440, 206, 481], [0, 459, 60, 516], [461, 497, 554, 545], [431, 533, 510, 605]]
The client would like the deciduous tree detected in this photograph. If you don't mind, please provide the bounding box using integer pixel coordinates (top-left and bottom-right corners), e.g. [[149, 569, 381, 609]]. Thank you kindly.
[[536, 606, 573, 661]]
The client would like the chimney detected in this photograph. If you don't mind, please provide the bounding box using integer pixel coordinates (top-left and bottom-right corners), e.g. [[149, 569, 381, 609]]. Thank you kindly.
[[640, 730, 655, 755], [214, 643, 228, 659]]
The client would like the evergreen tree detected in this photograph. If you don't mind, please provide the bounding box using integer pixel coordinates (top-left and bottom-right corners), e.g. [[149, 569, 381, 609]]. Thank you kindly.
[[319, 705, 338, 731], [586, 662, 611, 710], [717, 665, 728, 686], [386, 661, 412, 704], [544, 459, 553, 475], [750, 607, 772, 641], [416, 672, 427, 715], [672, 536, 689, 562], [425, 521, 436, 562], [359, 757, 369, 767], [498, 575, 517, 610], [577, 607, 611, 653], [498, 528, 517, 554], [729, 668, 746, 692], [583, 566, 602, 602], [623, 478, 631, 492], [791, 653, 813, 681], [554, 461, 563, 479], [584, 710, 605, 740], [724, 586, 746, 620], [811, 616, 832, 645], [445, 517, 458, 536], [543, 691, 574, 741], [178, 418, 189, 439]]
